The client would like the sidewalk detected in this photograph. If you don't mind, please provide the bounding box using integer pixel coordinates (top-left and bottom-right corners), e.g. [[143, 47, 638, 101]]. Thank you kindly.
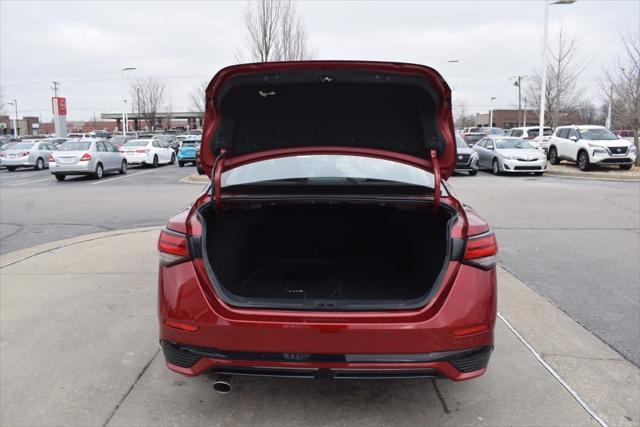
[[0, 229, 637, 426], [547, 163, 640, 181]]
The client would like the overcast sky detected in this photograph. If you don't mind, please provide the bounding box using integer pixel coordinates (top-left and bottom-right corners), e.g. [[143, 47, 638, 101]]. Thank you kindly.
[[1, 0, 638, 121]]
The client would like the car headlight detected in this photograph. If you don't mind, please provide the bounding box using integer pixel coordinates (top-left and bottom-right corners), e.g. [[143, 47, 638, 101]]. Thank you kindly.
[[500, 154, 514, 160], [592, 149, 607, 156], [630, 145, 637, 154], [587, 143, 605, 149]]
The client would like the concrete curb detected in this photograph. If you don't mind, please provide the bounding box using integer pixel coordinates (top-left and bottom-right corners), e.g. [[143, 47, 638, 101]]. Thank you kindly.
[[546, 169, 640, 181], [179, 173, 209, 184], [0, 226, 162, 269]]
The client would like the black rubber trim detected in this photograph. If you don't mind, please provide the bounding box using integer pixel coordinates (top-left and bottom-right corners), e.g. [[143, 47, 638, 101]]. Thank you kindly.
[[210, 366, 441, 380]]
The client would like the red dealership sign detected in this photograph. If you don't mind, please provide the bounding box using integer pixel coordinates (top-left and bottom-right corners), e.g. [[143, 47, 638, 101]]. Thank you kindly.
[[52, 97, 67, 115]]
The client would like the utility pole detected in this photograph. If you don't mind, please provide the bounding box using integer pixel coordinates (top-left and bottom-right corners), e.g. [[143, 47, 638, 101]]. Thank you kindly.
[[489, 97, 497, 128], [52, 81, 61, 97], [512, 75, 525, 126], [9, 99, 18, 137], [605, 84, 613, 129]]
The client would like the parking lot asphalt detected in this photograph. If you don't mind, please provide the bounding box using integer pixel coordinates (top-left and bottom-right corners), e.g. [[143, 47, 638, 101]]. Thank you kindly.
[[2, 229, 637, 426]]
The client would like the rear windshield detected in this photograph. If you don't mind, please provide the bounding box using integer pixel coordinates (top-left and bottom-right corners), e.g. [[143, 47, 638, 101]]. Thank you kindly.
[[8, 142, 35, 150], [495, 138, 533, 149], [578, 128, 618, 141], [222, 155, 438, 189], [456, 135, 468, 148], [59, 141, 92, 151], [123, 140, 151, 147], [527, 128, 553, 137], [182, 141, 200, 146], [463, 134, 484, 143], [110, 136, 128, 144]]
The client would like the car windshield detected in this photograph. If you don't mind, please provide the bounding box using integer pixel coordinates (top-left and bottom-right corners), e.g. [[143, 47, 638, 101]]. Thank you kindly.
[[495, 138, 533, 149], [578, 128, 618, 141], [464, 134, 484, 143], [455, 135, 467, 149], [111, 136, 127, 144], [123, 140, 150, 147], [485, 128, 504, 135], [222, 155, 437, 189], [59, 141, 92, 151], [527, 128, 553, 137], [8, 142, 35, 150]]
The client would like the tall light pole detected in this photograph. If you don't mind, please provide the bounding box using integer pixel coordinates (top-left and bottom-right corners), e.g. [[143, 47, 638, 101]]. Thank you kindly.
[[121, 67, 137, 133], [605, 84, 613, 128], [8, 99, 18, 137], [539, 0, 577, 139], [511, 75, 526, 126], [52, 81, 61, 97], [489, 97, 497, 128]]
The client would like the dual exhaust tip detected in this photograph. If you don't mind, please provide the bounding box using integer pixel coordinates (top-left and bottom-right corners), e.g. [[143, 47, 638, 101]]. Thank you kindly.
[[212, 374, 233, 394]]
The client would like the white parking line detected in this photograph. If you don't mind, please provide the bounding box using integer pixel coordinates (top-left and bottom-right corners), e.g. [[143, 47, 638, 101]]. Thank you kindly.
[[9, 177, 53, 187], [88, 168, 159, 185]]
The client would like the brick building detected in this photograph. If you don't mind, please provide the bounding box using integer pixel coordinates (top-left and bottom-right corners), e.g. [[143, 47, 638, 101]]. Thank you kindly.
[[475, 109, 582, 129]]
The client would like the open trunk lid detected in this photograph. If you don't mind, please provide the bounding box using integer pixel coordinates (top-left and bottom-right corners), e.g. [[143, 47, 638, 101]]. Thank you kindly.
[[200, 61, 457, 182]]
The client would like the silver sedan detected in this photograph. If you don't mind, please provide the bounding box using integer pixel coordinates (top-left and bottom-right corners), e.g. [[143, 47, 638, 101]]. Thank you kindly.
[[0, 140, 57, 171], [49, 139, 127, 181], [472, 136, 548, 175]]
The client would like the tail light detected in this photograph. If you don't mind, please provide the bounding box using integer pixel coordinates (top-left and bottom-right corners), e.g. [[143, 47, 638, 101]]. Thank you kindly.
[[20, 151, 30, 156], [158, 229, 191, 267], [136, 149, 150, 153], [0, 153, 5, 158], [48, 154, 54, 162], [463, 232, 498, 270], [80, 153, 92, 161]]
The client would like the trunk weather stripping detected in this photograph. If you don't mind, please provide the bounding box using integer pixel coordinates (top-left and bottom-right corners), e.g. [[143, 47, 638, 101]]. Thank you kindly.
[[212, 149, 227, 210], [430, 149, 441, 211]]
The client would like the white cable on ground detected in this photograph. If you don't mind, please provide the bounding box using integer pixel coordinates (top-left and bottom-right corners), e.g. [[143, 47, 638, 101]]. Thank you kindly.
[[497, 312, 608, 427]]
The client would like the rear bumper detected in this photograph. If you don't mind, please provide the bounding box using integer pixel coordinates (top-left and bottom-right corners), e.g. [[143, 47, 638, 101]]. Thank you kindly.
[[49, 161, 94, 174], [124, 153, 152, 165], [161, 340, 493, 380], [158, 260, 497, 381], [1, 158, 35, 167]]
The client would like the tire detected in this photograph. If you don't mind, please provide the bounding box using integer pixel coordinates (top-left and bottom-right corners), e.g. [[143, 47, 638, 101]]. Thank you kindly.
[[492, 158, 501, 175], [35, 158, 44, 170], [469, 169, 478, 176], [178, 161, 184, 167], [549, 146, 560, 165], [7, 167, 16, 172], [197, 166, 205, 175], [170, 153, 176, 165], [619, 164, 633, 170], [55, 174, 66, 181], [152, 155, 158, 168], [577, 151, 590, 171], [119, 160, 127, 174], [534, 172, 544, 176], [94, 163, 104, 179]]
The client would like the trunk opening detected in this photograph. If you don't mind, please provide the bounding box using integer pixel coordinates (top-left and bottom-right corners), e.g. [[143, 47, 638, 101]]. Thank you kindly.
[[200, 202, 455, 311]]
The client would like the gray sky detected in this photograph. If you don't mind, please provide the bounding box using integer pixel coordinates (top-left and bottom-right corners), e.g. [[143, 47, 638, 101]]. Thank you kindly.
[[1, 0, 638, 121]]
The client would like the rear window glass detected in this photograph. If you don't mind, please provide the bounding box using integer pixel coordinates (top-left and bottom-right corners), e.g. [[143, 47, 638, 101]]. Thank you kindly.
[[8, 143, 35, 150], [59, 141, 92, 151], [123, 140, 151, 147], [222, 155, 438, 189], [527, 128, 553, 137]]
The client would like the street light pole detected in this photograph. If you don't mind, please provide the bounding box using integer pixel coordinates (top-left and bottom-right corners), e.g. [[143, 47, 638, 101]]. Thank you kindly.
[[489, 97, 497, 128], [9, 99, 18, 137], [121, 67, 137, 134], [539, 0, 577, 139], [606, 84, 613, 128]]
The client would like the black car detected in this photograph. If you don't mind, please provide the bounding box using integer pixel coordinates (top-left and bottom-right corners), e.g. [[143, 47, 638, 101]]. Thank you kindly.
[[455, 134, 479, 175], [462, 132, 486, 147]]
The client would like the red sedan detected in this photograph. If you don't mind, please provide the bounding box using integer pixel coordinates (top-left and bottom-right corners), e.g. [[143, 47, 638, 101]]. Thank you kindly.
[[158, 61, 497, 392]]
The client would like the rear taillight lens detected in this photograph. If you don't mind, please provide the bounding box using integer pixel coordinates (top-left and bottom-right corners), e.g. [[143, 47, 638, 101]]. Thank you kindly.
[[20, 151, 30, 156], [158, 229, 191, 267], [48, 154, 54, 162], [136, 149, 150, 153], [80, 153, 92, 161], [463, 232, 498, 270], [0, 153, 5, 158]]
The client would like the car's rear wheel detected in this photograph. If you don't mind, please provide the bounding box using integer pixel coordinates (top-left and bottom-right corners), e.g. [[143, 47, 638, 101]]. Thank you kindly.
[[6, 167, 16, 172], [492, 158, 501, 175], [549, 147, 560, 165], [94, 163, 104, 179], [152, 155, 159, 168], [619, 164, 633, 170], [119, 160, 127, 174], [55, 174, 65, 181], [178, 161, 184, 167], [577, 151, 590, 171], [469, 169, 478, 176], [35, 158, 44, 170]]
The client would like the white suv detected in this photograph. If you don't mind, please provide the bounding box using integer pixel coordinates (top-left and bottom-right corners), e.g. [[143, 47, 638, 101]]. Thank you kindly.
[[548, 125, 637, 171], [506, 126, 553, 154]]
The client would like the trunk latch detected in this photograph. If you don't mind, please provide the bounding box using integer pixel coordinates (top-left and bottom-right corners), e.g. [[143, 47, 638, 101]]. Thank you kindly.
[[212, 149, 227, 210], [430, 149, 441, 211]]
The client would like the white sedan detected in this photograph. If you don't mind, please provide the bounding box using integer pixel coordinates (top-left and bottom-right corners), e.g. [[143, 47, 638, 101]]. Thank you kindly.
[[119, 139, 176, 167]]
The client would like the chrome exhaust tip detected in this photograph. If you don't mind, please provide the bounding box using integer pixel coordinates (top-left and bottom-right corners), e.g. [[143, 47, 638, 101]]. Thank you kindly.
[[212, 375, 234, 394]]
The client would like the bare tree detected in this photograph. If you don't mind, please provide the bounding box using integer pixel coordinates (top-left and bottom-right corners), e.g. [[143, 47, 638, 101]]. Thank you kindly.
[[189, 82, 207, 119], [131, 78, 166, 131], [453, 99, 475, 128], [527, 27, 588, 128], [602, 30, 640, 164], [238, 0, 313, 62]]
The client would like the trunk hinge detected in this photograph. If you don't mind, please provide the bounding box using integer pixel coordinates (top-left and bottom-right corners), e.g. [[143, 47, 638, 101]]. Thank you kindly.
[[430, 149, 441, 212], [212, 149, 227, 210]]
